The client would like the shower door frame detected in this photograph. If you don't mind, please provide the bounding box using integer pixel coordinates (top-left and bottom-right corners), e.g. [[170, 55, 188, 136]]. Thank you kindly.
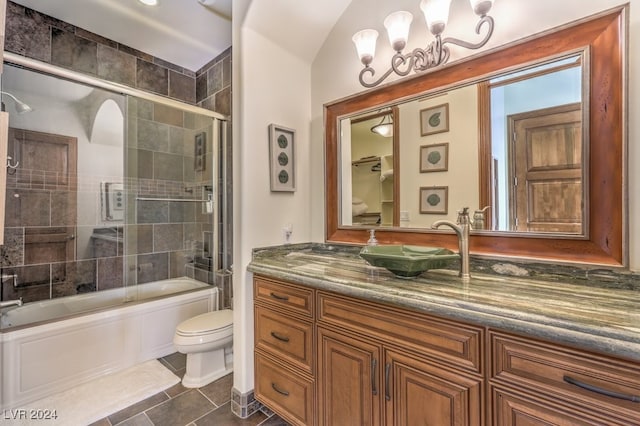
[[2, 51, 231, 294]]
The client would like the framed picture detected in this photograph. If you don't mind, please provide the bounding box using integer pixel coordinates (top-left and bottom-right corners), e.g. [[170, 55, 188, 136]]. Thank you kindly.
[[268, 124, 296, 192], [420, 103, 449, 136], [419, 186, 448, 214], [420, 143, 449, 172]]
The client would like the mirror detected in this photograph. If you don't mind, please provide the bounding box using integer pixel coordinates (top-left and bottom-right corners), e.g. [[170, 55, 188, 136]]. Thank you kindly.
[[341, 54, 585, 234], [325, 7, 626, 266]]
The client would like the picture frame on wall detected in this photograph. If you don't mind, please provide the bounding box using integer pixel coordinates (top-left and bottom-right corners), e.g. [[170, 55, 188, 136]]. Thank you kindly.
[[268, 124, 296, 192], [419, 186, 448, 214], [420, 143, 449, 173], [420, 103, 449, 136]]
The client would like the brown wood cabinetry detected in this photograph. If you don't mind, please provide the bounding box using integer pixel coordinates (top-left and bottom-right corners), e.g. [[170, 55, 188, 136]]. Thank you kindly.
[[254, 277, 315, 426], [490, 332, 640, 425], [317, 327, 382, 426], [254, 275, 640, 426], [317, 292, 484, 426]]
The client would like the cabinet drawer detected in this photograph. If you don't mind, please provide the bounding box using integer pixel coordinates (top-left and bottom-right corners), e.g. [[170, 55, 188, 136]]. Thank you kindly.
[[318, 292, 483, 374], [255, 305, 314, 374], [491, 332, 640, 422], [254, 276, 313, 317], [255, 352, 314, 426], [491, 385, 629, 426]]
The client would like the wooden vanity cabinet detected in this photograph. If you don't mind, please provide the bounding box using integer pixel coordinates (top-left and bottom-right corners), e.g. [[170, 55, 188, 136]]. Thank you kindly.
[[254, 277, 315, 426], [489, 332, 640, 425], [254, 275, 640, 426], [316, 291, 484, 426]]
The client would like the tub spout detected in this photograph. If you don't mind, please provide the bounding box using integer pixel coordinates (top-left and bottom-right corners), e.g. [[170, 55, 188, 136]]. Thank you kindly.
[[431, 207, 471, 282], [0, 298, 23, 308]]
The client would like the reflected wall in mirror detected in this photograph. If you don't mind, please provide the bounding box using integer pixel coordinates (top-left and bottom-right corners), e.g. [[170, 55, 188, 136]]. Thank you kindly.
[[325, 7, 626, 266], [342, 109, 399, 227], [341, 53, 585, 234]]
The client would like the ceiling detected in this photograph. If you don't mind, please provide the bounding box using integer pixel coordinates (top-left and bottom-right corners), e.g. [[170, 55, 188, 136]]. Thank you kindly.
[[10, 0, 233, 71]]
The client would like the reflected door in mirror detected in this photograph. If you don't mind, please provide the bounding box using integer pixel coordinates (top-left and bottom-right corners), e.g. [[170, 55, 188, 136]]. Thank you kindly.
[[509, 103, 582, 233]]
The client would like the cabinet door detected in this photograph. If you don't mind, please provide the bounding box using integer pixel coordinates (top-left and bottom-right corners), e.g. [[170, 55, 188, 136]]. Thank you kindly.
[[384, 349, 483, 426], [317, 327, 382, 426]]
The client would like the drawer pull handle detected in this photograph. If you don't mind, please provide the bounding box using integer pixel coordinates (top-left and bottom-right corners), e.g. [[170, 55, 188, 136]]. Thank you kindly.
[[385, 363, 391, 401], [271, 382, 290, 397], [371, 358, 378, 395], [270, 331, 290, 342], [270, 292, 289, 301], [563, 376, 640, 403]]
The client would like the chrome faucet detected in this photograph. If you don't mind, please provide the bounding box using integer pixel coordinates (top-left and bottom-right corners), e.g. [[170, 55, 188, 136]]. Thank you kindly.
[[0, 298, 23, 308], [431, 208, 471, 281]]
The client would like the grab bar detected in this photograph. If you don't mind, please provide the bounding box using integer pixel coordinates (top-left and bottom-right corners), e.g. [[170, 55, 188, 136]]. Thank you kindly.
[[136, 197, 211, 203]]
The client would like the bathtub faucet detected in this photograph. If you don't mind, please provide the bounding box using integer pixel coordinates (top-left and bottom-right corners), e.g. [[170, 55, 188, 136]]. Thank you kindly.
[[0, 298, 23, 308]]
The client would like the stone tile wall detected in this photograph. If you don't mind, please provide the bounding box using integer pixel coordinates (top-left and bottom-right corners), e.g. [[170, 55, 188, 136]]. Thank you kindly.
[[4, 1, 232, 114], [1, 2, 233, 305], [126, 97, 215, 286]]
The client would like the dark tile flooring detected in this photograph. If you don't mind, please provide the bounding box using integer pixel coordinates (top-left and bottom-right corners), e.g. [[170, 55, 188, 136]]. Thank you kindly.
[[89, 353, 289, 426]]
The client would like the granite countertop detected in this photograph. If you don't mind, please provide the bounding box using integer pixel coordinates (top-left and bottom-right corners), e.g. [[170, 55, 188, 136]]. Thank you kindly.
[[247, 243, 640, 363]]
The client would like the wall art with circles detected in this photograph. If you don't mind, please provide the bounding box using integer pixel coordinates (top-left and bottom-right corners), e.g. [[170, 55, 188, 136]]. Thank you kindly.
[[268, 124, 296, 192]]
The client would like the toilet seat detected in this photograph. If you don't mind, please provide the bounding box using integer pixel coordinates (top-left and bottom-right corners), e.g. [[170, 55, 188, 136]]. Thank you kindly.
[[175, 309, 233, 342]]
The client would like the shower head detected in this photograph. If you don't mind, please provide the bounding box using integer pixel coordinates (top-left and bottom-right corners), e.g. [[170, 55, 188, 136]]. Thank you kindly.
[[0, 91, 33, 114]]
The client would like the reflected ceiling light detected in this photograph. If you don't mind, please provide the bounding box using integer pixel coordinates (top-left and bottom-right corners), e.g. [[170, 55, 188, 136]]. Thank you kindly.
[[138, 0, 158, 5], [0, 91, 33, 114], [352, 0, 496, 88], [371, 114, 393, 137]]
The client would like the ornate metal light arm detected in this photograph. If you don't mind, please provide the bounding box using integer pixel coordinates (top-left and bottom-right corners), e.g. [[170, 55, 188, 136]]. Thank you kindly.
[[358, 14, 494, 88]]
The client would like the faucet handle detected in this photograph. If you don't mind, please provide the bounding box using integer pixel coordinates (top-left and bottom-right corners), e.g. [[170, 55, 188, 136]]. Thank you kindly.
[[456, 207, 470, 225]]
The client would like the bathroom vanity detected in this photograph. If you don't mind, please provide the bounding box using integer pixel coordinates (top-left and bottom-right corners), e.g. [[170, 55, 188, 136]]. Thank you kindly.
[[249, 244, 640, 426]]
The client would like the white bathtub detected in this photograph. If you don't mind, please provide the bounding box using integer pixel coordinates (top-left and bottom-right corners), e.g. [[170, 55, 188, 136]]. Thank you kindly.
[[0, 277, 218, 410]]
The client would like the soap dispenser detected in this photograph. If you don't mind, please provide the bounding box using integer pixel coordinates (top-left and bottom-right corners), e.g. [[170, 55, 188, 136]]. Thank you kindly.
[[367, 229, 379, 246], [471, 206, 490, 230]]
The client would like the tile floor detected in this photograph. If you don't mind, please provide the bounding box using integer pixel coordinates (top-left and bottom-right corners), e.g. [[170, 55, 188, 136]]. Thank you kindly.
[[89, 353, 289, 426]]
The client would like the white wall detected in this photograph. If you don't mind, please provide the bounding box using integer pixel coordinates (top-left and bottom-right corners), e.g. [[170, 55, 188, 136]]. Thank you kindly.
[[232, 3, 313, 394]]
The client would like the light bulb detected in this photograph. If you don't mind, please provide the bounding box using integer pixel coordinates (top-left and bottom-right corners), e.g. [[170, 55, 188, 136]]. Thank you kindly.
[[469, 0, 494, 16], [352, 29, 379, 66], [420, 0, 452, 36], [383, 11, 413, 52]]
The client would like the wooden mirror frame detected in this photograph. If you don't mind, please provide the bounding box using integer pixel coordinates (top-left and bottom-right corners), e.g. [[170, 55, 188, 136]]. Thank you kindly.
[[325, 7, 626, 267]]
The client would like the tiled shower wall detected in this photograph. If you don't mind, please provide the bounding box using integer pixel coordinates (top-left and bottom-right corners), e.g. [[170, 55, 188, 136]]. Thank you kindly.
[[1, 2, 232, 305], [4, 1, 232, 109], [126, 98, 215, 287]]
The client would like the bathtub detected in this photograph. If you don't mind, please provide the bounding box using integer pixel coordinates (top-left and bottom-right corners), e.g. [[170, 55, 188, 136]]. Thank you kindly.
[[0, 277, 218, 410]]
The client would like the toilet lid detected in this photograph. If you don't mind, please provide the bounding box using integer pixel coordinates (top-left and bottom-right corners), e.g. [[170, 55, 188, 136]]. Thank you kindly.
[[176, 309, 233, 335]]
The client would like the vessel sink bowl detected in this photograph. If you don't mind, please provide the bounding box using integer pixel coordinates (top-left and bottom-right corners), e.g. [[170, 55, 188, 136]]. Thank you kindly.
[[359, 245, 459, 278]]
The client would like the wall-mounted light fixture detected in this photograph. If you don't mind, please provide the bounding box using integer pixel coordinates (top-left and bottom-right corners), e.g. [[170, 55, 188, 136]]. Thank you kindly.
[[352, 0, 496, 88], [371, 114, 393, 137], [0, 91, 33, 114], [138, 0, 158, 6]]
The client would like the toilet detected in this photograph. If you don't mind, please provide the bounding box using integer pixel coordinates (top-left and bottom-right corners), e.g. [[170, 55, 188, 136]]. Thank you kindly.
[[173, 309, 233, 388]]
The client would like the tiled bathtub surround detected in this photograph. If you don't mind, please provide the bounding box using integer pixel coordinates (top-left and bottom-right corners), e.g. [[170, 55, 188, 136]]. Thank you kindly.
[[4, 1, 232, 114], [126, 97, 216, 288], [1, 2, 233, 306]]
